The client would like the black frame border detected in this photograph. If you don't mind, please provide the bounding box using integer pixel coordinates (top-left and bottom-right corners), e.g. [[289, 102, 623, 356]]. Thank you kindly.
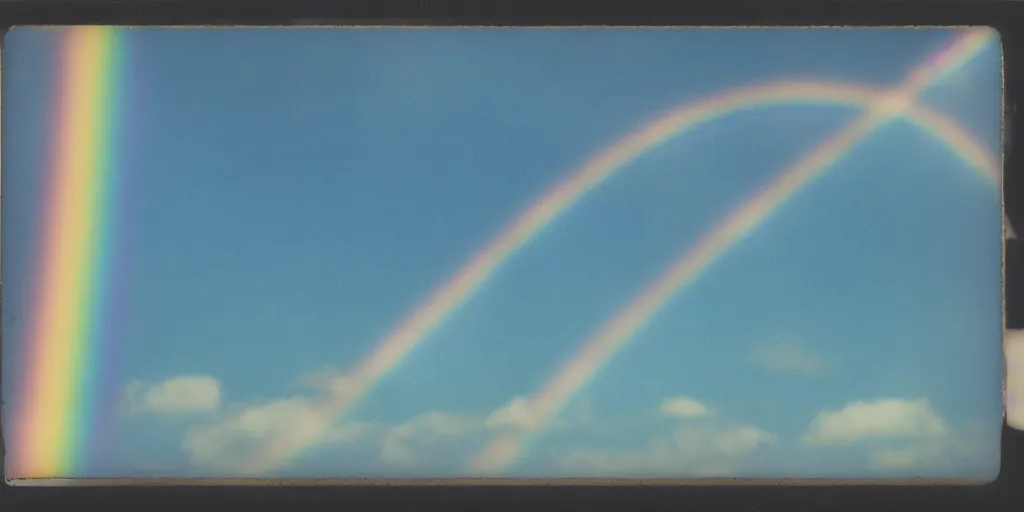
[[1, 0, 1023, 510]]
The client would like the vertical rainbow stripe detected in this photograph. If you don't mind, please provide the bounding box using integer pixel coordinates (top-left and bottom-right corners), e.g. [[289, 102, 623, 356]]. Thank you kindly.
[[8, 26, 124, 479]]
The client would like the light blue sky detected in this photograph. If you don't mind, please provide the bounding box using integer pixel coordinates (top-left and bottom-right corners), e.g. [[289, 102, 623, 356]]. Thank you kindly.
[[2, 27, 1004, 480]]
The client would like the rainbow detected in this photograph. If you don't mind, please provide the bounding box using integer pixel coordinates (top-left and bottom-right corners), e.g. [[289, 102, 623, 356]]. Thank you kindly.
[[466, 27, 1000, 473], [249, 28, 999, 473], [7, 26, 125, 479]]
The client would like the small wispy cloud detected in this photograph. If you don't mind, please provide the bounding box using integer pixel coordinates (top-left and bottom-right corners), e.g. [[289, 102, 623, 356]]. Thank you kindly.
[[481, 394, 590, 433], [485, 396, 543, 430], [124, 375, 222, 415], [748, 339, 829, 376], [659, 396, 714, 418]]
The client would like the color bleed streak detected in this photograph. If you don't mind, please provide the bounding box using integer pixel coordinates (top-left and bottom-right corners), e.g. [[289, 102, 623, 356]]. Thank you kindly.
[[466, 27, 997, 473], [9, 26, 120, 479], [247, 33, 996, 475]]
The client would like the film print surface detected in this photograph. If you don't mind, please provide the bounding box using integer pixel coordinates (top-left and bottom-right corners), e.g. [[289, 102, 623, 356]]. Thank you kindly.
[[1, 26, 1007, 481]]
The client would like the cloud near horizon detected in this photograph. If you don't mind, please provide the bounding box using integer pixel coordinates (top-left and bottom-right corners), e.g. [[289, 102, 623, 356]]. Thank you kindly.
[[175, 380, 756, 476], [557, 399, 774, 477], [379, 410, 485, 466], [137, 370, 990, 478], [796, 396, 995, 476], [864, 425, 994, 475], [177, 374, 591, 473], [182, 396, 379, 472], [124, 375, 222, 415], [802, 397, 947, 445]]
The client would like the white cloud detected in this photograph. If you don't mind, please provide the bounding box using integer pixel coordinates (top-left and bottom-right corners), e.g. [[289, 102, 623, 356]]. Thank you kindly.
[[172, 380, 765, 477], [183, 397, 377, 472], [485, 396, 542, 430], [659, 396, 713, 418], [802, 398, 947, 445], [1006, 330, 1024, 431], [125, 375, 222, 415], [864, 421, 997, 475], [179, 385, 564, 473], [371, 394, 603, 470], [749, 340, 828, 376], [711, 425, 776, 456], [481, 394, 591, 433], [379, 411, 484, 466], [555, 398, 772, 477], [560, 424, 774, 477], [183, 398, 490, 473], [377, 394, 594, 469]]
